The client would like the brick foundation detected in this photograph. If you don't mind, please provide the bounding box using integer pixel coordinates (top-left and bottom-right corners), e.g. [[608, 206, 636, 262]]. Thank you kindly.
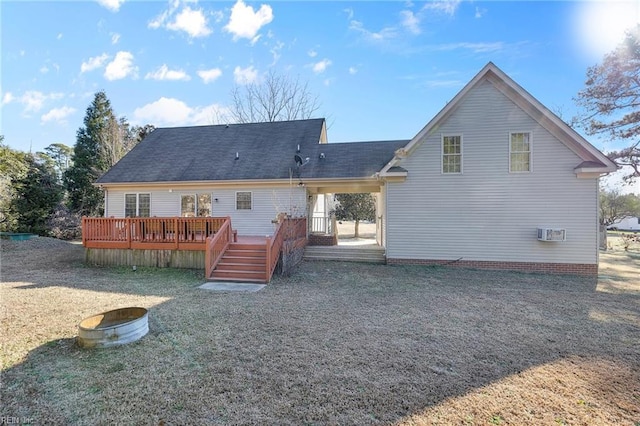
[[308, 234, 337, 246], [386, 258, 598, 276]]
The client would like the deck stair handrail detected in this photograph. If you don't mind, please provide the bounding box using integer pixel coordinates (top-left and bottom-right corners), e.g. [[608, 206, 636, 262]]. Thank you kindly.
[[266, 221, 285, 283], [265, 217, 307, 282], [205, 216, 233, 279]]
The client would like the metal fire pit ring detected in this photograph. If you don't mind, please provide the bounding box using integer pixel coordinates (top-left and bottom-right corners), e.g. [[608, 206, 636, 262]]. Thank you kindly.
[[77, 307, 149, 348]]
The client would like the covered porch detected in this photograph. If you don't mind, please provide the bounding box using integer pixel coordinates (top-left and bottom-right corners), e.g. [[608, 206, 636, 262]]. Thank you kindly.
[[304, 178, 388, 248]]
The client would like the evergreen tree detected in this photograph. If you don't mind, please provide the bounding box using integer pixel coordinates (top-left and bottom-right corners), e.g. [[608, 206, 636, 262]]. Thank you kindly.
[[64, 91, 117, 216], [41, 143, 73, 183], [13, 155, 63, 235], [0, 136, 29, 232]]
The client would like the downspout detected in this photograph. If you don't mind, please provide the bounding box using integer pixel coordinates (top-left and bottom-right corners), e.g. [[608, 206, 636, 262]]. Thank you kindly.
[[103, 187, 108, 217], [596, 178, 600, 263]]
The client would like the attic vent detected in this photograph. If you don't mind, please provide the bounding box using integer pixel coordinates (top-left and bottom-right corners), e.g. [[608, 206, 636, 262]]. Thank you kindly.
[[537, 228, 566, 242]]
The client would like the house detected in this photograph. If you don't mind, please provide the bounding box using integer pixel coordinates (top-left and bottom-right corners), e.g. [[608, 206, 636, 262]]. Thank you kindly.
[[607, 216, 640, 231], [85, 62, 617, 278]]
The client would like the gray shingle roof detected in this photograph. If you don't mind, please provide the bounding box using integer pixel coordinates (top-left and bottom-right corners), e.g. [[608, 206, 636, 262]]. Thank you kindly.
[[97, 119, 407, 183], [298, 140, 408, 179]]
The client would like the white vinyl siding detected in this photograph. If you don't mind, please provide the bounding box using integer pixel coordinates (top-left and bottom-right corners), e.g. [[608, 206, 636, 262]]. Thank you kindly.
[[104, 186, 306, 236], [385, 79, 597, 265], [442, 135, 462, 174]]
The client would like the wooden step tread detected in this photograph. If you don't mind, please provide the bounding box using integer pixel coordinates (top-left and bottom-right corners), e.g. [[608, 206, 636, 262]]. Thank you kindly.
[[209, 276, 267, 283], [221, 256, 266, 263]]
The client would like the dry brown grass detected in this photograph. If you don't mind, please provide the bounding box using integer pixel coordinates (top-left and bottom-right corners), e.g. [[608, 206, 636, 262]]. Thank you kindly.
[[1, 237, 638, 425]]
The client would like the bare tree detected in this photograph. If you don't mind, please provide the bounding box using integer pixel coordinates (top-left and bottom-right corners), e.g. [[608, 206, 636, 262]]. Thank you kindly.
[[575, 26, 640, 181], [230, 70, 320, 123]]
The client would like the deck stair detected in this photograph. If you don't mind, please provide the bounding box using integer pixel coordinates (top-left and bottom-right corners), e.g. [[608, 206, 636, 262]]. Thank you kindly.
[[210, 241, 268, 283], [304, 245, 386, 264]]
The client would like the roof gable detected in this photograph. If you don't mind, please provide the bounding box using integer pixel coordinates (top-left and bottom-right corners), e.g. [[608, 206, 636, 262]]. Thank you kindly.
[[381, 62, 618, 176]]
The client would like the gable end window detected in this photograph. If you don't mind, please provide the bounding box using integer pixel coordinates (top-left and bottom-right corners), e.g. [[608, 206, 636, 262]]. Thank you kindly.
[[125, 193, 150, 217], [442, 135, 462, 174], [236, 191, 252, 210], [510, 132, 531, 172]]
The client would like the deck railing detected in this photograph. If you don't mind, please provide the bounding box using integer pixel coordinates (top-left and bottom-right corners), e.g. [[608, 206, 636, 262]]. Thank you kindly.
[[310, 215, 337, 235], [266, 217, 307, 282], [205, 216, 233, 279], [82, 216, 228, 250]]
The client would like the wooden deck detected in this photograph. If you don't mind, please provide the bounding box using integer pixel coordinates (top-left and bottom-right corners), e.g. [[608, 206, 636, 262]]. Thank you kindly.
[[82, 216, 231, 251], [82, 217, 307, 284]]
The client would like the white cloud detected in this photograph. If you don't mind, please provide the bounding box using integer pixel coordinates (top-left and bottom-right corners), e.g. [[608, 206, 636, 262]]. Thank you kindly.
[[197, 68, 223, 84], [149, 2, 213, 38], [6, 91, 64, 113], [133, 97, 229, 126], [57, 33, 63, 40], [475, 6, 486, 18], [41, 106, 76, 124], [22, 91, 50, 112], [40, 66, 49, 74], [308, 49, 318, 58], [400, 10, 421, 34], [312, 59, 332, 74], [436, 42, 505, 53], [422, 0, 461, 16], [2, 92, 15, 105], [104, 51, 138, 80], [233, 65, 258, 85], [167, 5, 212, 38], [224, 0, 273, 42], [270, 40, 284, 65], [343, 8, 354, 20], [145, 64, 191, 81], [97, 0, 125, 12], [81, 53, 109, 73], [111, 33, 121, 44], [349, 19, 398, 42], [349, 66, 358, 75]]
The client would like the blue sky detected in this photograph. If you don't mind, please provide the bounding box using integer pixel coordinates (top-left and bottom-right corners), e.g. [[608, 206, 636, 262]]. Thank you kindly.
[[1, 0, 639, 164]]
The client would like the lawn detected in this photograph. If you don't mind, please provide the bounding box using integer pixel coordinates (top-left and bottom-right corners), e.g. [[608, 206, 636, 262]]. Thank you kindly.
[[1, 237, 638, 425]]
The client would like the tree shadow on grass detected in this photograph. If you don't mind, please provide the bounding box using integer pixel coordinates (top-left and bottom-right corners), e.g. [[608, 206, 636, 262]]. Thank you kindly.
[[2, 242, 639, 424]]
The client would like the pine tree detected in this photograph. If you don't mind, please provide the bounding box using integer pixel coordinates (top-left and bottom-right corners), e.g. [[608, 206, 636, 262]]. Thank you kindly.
[[13, 155, 63, 235], [64, 91, 119, 216]]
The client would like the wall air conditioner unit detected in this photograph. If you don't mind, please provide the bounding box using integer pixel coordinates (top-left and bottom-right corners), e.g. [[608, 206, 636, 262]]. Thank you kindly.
[[537, 228, 566, 242]]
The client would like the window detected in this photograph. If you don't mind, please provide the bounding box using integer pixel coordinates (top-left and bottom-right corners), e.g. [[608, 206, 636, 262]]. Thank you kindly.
[[125, 193, 150, 217], [181, 193, 211, 217], [442, 135, 462, 174], [510, 132, 531, 172], [236, 191, 252, 210]]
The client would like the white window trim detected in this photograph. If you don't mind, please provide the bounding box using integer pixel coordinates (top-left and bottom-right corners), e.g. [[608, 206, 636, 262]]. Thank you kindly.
[[125, 193, 151, 217], [509, 131, 533, 173], [441, 134, 463, 174], [235, 191, 253, 211]]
